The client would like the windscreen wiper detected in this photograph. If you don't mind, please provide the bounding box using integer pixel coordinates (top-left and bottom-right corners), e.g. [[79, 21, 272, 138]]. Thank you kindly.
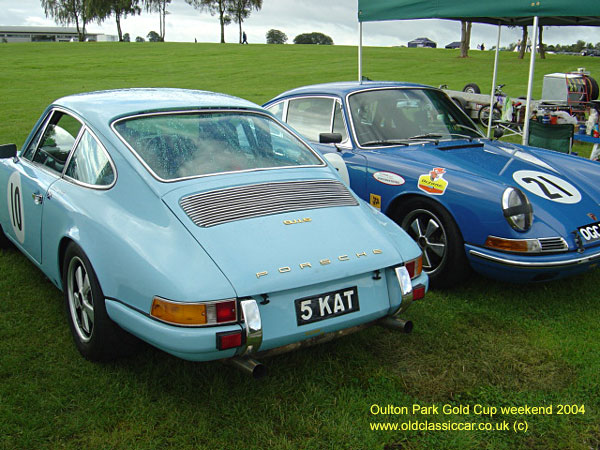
[[360, 140, 409, 147], [407, 133, 442, 144], [447, 133, 475, 141], [408, 133, 443, 140]]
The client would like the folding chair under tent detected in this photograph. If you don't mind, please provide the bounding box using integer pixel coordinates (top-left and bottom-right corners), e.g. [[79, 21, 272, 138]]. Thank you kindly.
[[356, 0, 600, 145]]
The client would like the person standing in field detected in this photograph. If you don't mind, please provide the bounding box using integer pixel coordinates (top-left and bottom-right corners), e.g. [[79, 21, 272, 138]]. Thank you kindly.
[[242, 32, 248, 44]]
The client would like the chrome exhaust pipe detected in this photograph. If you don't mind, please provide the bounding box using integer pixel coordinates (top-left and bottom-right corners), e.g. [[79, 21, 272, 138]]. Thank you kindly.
[[226, 356, 268, 379], [380, 317, 413, 334]]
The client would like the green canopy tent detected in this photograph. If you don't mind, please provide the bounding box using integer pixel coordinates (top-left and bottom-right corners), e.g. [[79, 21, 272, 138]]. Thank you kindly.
[[357, 0, 600, 143]]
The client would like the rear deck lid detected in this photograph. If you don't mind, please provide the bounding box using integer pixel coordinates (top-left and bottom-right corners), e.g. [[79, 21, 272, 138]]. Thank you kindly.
[[162, 174, 406, 296]]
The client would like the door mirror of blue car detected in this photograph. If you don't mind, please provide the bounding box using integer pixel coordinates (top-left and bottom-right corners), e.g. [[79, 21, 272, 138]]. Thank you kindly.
[[493, 128, 504, 140], [319, 133, 343, 144], [0, 144, 17, 159]]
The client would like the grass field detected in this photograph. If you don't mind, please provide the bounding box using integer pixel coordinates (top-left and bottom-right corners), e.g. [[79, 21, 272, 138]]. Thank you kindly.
[[1, 42, 600, 449]]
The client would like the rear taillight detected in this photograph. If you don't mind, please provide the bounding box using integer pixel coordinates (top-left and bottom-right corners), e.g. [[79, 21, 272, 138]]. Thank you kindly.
[[216, 301, 237, 323], [404, 255, 423, 279], [151, 297, 238, 326]]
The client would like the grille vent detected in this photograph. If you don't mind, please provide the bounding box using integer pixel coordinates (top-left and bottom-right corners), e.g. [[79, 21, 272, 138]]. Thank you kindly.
[[180, 179, 358, 227], [539, 237, 568, 252]]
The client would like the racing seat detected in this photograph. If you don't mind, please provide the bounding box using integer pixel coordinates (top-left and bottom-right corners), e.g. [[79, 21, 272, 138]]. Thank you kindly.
[[527, 120, 574, 154]]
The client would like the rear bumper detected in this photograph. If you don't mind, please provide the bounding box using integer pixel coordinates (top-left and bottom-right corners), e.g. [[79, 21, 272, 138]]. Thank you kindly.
[[466, 243, 600, 282], [105, 299, 241, 361], [104, 267, 427, 362]]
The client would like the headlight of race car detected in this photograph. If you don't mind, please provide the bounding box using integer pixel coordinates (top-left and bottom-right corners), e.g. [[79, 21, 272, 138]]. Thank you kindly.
[[502, 187, 533, 232]]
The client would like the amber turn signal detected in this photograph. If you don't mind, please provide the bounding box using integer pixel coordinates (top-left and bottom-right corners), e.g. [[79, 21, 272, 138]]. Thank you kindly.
[[151, 297, 238, 326], [151, 298, 208, 325], [484, 236, 541, 253]]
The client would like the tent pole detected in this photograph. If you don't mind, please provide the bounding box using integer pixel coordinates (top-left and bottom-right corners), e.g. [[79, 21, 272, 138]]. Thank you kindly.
[[522, 16, 539, 145], [487, 25, 502, 138], [358, 21, 363, 83]]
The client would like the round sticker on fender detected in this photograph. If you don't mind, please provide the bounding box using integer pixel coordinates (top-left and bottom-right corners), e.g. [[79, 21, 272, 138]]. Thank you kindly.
[[373, 171, 405, 186], [513, 170, 581, 204], [7, 172, 25, 243]]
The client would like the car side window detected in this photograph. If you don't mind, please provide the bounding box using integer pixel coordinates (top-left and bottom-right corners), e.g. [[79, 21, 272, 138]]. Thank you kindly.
[[21, 115, 50, 161], [65, 130, 115, 187], [266, 102, 285, 120], [32, 112, 82, 174], [286, 98, 335, 142], [333, 102, 348, 141]]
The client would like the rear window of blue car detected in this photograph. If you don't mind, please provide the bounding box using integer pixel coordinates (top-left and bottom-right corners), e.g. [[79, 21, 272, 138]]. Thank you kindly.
[[112, 111, 324, 181]]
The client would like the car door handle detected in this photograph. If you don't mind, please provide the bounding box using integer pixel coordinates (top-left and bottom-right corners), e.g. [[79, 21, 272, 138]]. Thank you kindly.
[[32, 193, 44, 205]]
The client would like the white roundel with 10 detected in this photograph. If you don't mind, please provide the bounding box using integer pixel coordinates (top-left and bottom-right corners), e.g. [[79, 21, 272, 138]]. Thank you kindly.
[[512, 170, 581, 204], [7, 171, 25, 243]]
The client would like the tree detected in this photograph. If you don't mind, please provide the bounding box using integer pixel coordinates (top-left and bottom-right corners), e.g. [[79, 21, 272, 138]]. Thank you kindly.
[[228, 0, 262, 44], [135, 36, 145, 42], [459, 20, 471, 58], [266, 29, 287, 44], [145, 0, 170, 41], [101, 0, 141, 42], [41, 0, 105, 41], [573, 40, 587, 53], [123, 32, 130, 42], [293, 32, 333, 45], [186, 0, 230, 43], [537, 24, 545, 59], [518, 26, 528, 59], [147, 30, 161, 42]]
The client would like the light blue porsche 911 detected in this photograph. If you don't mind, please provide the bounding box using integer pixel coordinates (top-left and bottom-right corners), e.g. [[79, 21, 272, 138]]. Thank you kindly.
[[0, 89, 427, 376]]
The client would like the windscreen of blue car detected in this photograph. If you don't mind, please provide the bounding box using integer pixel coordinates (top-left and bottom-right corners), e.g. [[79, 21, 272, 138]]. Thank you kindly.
[[113, 111, 324, 180], [348, 88, 482, 147]]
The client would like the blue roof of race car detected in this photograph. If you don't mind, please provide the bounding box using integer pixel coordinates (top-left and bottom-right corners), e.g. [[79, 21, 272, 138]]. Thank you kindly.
[[53, 88, 262, 123], [271, 81, 432, 101]]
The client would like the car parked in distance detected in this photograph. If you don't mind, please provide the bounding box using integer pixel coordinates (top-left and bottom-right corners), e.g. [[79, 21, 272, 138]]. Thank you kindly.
[[581, 49, 600, 57], [265, 81, 600, 287], [0, 88, 427, 376]]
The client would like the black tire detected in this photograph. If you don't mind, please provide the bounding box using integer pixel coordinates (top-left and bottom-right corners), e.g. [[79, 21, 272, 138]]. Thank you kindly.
[[394, 198, 469, 288], [463, 83, 481, 94], [478, 105, 502, 127], [62, 242, 134, 361], [0, 225, 11, 249], [586, 76, 599, 101]]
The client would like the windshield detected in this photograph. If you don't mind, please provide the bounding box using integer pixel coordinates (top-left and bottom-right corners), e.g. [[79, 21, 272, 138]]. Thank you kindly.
[[348, 88, 482, 147], [113, 111, 324, 180]]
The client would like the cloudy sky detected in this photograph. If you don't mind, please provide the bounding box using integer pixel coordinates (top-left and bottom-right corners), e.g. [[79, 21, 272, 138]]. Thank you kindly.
[[3, 0, 600, 48]]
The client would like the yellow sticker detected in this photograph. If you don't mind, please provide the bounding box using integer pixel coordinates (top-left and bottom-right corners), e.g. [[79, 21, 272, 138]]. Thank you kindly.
[[418, 167, 448, 195], [370, 193, 382, 210]]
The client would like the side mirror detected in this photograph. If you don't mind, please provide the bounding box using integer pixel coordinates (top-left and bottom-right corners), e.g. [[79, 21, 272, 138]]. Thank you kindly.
[[0, 144, 17, 159], [319, 133, 343, 144], [493, 128, 504, 140]]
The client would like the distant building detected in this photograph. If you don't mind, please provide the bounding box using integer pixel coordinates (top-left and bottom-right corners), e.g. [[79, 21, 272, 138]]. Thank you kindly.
[[408, 37, 436, 48], [0, 26, 117, 43], [445, 41, 461, 49]]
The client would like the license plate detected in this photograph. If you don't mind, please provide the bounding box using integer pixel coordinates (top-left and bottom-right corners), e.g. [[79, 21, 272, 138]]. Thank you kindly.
[[578, 221, 600, 244], [295, 286, 359, 326]]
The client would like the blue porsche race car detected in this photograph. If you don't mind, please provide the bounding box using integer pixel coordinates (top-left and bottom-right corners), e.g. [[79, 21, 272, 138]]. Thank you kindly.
[[264, 81, 600, 287], [0, 88, 427, 376]]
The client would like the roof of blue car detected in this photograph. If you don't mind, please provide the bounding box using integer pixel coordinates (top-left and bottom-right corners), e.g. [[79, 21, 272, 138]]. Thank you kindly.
[[53, 88, 261, 123], [272, 81, 432, 100]]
